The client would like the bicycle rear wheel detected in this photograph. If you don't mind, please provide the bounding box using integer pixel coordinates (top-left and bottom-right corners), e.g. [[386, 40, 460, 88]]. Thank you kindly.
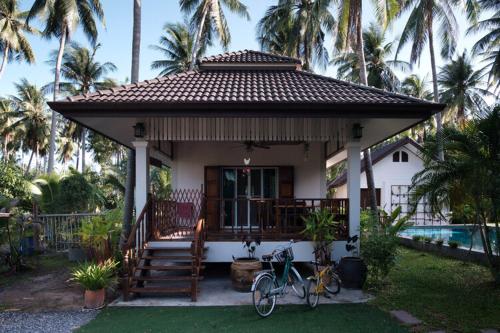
[[288, 266, 306, 299], [323, 268, 341, 295], [252, 274, 277, 318], [306, 278, 320, 308]]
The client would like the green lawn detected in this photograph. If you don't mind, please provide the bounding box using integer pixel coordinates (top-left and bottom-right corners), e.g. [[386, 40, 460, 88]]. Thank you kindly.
[[77, 305, 406, 333], [372, 247, 500, 332]]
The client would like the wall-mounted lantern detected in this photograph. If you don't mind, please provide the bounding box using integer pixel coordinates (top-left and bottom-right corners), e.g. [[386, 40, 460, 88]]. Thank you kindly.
[[352, 123, 363, 139], [133, 122, 146, 138]]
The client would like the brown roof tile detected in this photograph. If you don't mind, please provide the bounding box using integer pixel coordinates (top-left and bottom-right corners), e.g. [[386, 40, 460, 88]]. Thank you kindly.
[[200, 49, 302, 64]]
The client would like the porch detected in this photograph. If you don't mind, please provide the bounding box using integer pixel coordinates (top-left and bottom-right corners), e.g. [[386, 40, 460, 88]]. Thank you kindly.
[[150, 190, 349, 242]]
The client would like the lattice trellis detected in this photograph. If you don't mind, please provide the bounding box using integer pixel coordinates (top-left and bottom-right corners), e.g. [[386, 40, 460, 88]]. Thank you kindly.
[[390, 185, 444, 225]]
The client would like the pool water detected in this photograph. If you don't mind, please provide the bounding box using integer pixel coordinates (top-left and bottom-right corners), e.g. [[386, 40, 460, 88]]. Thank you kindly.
[[399, 225, 498, 253]]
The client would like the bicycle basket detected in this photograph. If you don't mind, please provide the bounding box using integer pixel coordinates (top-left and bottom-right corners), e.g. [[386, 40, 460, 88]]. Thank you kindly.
[[274, 247, 294, 263]]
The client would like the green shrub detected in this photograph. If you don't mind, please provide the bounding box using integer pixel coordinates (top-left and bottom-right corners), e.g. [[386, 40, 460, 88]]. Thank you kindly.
[[448, 240, 460, 249], [71, 259, 118, 291], [436, 238, 444, 246], [0, 161, 32, 204], [423, 236, 433, 244], [80, 209, 121, 262], [412, 235, 423, 242], [302, 209, 339, 265], [59, 172, 94, 213]]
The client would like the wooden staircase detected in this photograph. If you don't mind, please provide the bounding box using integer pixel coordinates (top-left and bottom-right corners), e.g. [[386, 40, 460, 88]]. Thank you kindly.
[[122, 199, 206, 301]]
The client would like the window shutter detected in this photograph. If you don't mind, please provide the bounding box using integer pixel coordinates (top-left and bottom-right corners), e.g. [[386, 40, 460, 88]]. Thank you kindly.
[[204, 166, 220, 232], [278, 166, 294, 199]]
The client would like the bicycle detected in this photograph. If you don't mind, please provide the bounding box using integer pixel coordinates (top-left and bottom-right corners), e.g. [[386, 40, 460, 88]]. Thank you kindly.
[[251, 240, 306, 317], [306, 259, 341, 308]]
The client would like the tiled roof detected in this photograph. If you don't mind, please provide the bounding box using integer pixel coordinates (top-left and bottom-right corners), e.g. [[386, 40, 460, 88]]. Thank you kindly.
[[65, 68, 433, 105], [200, 50, 302, 65], [328, 137, 424, 188]]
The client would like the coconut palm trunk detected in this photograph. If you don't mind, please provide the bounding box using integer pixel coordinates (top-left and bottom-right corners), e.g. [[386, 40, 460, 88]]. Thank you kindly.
[[0, 46, 9, 79], [81, 128, 86, 172], [355, 5, 378, 213], [25, 150, 35, 175], [188, 8, 208, 71], [121, 0, 141, 249], [427, 22, 444, 161], [48, 26, 67, 173]]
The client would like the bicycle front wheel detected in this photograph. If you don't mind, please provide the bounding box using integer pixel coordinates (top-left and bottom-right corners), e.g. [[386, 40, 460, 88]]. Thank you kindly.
[[252, 274, 277, 318], [323, 268, 341, 295], [306, 278, 320, 308], [288, 266, 306, 299]]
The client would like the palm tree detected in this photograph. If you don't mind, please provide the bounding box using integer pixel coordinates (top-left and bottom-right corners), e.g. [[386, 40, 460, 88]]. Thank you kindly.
[[395, 0, 479, 160], [411, 107, 500, 284], [402, 74, 433, 100], [9, 79, 49, 174], [47, 42, 116, 172], [27, 0, 104, 174], [256, 0, 335, 71], [0, 0, 36, 79], [121, 0, 141, 249], [438, 51, 493, 125], [151, 21, 205, 76], [179, 0, 250, 70], [0, 98, 16, 160], [468, 0, 500, 89], [333, 24, 410, 91], [334, 0, 400, 212]]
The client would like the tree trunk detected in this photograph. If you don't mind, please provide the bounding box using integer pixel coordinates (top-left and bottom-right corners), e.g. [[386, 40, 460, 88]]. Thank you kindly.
[[48, 26, 67, 173], [356, 9, 377, 213], [121, 0, 141, 249], [428, 23, 444, 161], [25, 150, 35, 176], [81, 128, 86, 172], [0, 46, 9, 79], [189, 8, 208, 71]]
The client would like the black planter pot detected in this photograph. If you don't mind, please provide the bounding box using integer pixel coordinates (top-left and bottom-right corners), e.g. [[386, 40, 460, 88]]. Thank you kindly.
[[338, 256, 367, 289]]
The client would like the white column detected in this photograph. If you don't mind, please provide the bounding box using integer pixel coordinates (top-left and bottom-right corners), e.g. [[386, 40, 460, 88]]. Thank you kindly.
[[346, 141, 361, 240], [132, 140, 150, 220]]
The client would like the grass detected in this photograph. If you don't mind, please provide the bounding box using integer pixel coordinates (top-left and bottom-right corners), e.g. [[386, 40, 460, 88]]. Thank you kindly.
[[371, 247, 500, 332], [77, 305, 407, 333], [0, 252, 73, 287]]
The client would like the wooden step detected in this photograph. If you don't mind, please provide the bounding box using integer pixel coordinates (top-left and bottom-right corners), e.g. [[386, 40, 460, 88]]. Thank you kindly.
[[141, 255, 206, 260], [137, 265, 205, 271], [129, 287, 193, 294], [132, 275, 203, 282]]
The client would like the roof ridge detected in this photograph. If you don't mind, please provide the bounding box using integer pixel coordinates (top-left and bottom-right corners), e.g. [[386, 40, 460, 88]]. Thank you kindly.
[[297, 70, 438, 105], [199, 49, 302, 65]]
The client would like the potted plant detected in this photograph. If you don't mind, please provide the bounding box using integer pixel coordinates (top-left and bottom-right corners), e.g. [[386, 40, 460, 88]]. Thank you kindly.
[[302, 209, 339, 268], [71, 259, 118, 309], [230, 237, 262, 292]]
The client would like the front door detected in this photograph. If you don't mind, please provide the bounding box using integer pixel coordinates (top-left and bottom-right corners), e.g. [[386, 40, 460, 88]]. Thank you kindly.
[[221, 167, 277, 228]]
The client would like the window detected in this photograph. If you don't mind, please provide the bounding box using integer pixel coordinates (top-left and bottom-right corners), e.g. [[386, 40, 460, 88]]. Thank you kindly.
[[401, 151, 409, 162], [392, 152, 400, 162]]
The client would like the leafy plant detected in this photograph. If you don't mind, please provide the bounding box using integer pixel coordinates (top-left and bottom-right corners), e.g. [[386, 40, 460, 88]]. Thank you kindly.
[[361, 207, 412, 283], [423, 236, 433, 244], [80, 209, 121, 262], [412, 235, 423, 242], [71, 259, 118, 291], [236, 236, 261, 260], [448, 240, 461, 249], [436, 238, 444, 247], [0, 161, 32, 204], [302, 209, 339, 265]]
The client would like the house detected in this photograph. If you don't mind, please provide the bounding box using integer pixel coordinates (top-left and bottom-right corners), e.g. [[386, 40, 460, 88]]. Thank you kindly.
[[327, 137, 444, 225], [48, 50, 445, 300]]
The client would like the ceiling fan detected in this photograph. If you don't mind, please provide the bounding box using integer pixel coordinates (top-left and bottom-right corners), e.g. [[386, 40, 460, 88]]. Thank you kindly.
[[232, 141, 304, 152]]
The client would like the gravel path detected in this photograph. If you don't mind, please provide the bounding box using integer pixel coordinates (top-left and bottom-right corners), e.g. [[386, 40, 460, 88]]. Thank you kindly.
[[0, 310, 99, 333]]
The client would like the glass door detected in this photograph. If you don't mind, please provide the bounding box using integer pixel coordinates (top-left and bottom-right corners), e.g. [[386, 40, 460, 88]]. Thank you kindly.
[[221, 167, 277, 228]]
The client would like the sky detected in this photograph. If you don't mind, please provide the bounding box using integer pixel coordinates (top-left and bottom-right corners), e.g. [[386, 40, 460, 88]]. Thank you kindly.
[[0, 0, 483, 98]]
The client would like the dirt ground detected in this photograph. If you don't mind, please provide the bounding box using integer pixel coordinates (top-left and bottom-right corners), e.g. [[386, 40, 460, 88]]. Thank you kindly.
[[0, 254, 84, 312]]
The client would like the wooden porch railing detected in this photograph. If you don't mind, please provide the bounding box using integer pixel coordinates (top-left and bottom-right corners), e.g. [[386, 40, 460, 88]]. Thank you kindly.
[[122, 198, 152, 301], [205, 198, 349, 241]]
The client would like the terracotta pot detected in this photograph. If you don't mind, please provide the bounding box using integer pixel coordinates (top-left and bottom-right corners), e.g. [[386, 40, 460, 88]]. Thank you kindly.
[[84, 289, 105, 309], [231, 258, 262, 292]]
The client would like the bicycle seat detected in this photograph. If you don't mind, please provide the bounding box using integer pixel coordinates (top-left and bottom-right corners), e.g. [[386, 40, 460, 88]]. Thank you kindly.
[[262, 254, 273, 261]]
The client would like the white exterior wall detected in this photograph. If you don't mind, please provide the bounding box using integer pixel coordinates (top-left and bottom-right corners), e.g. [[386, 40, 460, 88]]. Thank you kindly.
[[171, 142, 326, 198], [334, 143, 424, 212]]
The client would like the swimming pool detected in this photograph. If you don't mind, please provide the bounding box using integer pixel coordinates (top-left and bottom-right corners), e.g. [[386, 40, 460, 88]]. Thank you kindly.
[[399, 225, 498, 253]]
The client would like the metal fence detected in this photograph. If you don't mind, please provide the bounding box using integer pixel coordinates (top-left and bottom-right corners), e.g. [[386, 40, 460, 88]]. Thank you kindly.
[[36, 213, 102, 251]]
